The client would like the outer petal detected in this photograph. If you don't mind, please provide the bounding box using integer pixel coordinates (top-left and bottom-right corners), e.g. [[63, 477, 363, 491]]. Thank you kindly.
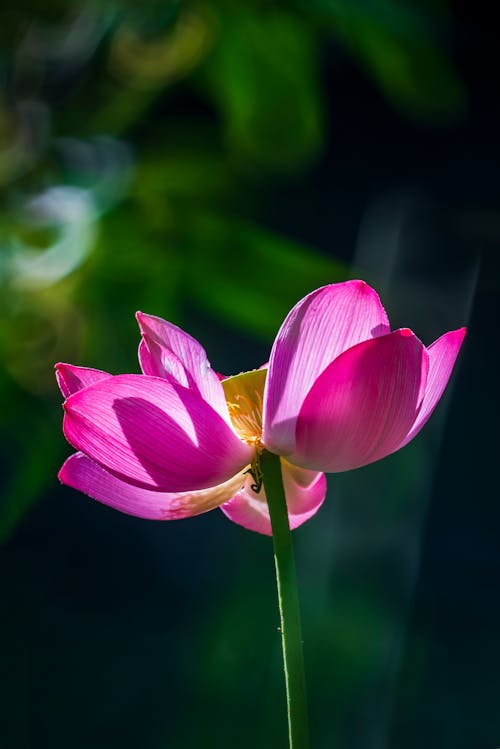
[[293, 329, 429, 472], [263, 280, 390, 455], [55, 362, 111, 398], [220, 458, 326, 536], [136, 312, 229, 421], [59, 452, 247, 520], [63, 374, 253, 492], [400, 327, 466, 447]]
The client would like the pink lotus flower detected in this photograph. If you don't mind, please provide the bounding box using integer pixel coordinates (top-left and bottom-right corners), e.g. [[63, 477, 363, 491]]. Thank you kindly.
[[56, 280, 465, 535]]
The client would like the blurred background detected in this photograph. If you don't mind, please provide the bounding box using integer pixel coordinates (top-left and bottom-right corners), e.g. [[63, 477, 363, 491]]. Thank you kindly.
[[0, 1, 498, 747]]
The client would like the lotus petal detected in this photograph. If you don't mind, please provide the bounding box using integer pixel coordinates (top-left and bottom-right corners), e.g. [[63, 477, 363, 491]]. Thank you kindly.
[[293, 329, 429, 472], [263, 280, 390, 455], [136, 312, 229, 420], [138, 338, 191, 387], [401, 327, 466, 446], [55, 362, 111, 398], [59, 452, 247, 520], [220, 459, 326, 535], [63, 374, 253, 492]]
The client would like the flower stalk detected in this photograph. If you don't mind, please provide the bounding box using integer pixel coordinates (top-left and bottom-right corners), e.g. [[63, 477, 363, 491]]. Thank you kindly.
[[262, 450, 310, 749]]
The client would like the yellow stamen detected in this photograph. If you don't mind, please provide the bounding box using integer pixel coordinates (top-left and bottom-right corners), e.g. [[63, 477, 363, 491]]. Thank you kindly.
[[222, 368, 266, 449]]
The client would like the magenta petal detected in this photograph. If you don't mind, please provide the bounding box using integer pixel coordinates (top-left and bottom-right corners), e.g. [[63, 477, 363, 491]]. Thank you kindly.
[[263, 280, 390, 455], [138, 338, 191, 387], [55, 362, 111, 398], [63, 374, 253, 492], [293, 329, 429, 472], [59, 453, 247, 520], [220, 459, 326, 536], [400, 327, 466, 447], [136, 312, 229, 419]]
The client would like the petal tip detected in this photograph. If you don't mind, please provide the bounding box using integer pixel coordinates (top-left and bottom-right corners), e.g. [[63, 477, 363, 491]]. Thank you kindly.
[[447, 326, 467, 348], [136, 311, 155, 332], [54, 361, 69, 375], [58, 454, 77, 484], [351, 279, 368, 290]]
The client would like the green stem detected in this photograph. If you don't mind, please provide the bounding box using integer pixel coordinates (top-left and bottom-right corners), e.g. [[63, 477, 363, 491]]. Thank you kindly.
[[261, 451, 310, 749]]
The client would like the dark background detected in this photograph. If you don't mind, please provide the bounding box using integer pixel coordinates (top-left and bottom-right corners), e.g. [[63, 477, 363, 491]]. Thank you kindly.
[[1, 2, 498, 747]]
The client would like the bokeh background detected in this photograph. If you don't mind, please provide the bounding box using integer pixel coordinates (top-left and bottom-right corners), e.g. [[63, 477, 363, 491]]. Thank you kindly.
[[1, 2, 498, 748]]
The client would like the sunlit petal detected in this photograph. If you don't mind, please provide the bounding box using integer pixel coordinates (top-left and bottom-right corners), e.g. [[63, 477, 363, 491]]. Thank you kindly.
[[63, 374, 253, 492], [293, 329, 428, 472], [400, 327, 466, 447], [55, 362, 111, 398], [136, 311, 230, 420], [263, 280, 390, 455], [220, 458, 326, 535], [138, 338, 191, 388], [60, 453, 247, 520]]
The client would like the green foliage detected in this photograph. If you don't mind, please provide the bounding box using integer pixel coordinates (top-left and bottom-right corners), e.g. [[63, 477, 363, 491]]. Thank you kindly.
[[202, 3, 324, 171], [301, 0, 466, 120], [185, 213, 347, 338]]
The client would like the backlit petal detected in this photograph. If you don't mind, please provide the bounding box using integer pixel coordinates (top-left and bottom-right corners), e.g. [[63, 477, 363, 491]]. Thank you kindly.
[[138, 338, 191, 387], [263, 280, 390, 455], [293, 329, 429, 472], [136, 312, 229, 420], [59, 453, 247, 520], [63, 374, 253, 492], [400, 327, 466, 447], [55, 362, 111, 398], [220, 458, 326, 535]]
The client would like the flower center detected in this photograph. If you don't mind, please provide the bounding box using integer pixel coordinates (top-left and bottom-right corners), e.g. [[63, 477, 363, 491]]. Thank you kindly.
[[222, 368, 266, 449]]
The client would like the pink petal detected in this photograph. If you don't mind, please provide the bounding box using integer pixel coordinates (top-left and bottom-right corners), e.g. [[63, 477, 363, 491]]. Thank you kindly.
[[59, 453, 247, 520], [136, 312, 229, 420], [263, 280, 390, 455], [400, 327, 466, 447], [55, 362, 111, 398], [293, 329, 429, 472], [63, 374, 253, 492], [220, 459, 326, 536], [138, 339, 191, 388]]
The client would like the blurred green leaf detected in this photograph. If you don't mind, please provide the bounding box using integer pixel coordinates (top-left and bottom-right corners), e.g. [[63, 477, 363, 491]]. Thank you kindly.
[[70, 3, 213, 137], [301, 0, 466, 121], [133, 136, 233, 220], [79, 204, 184, 371], [202, 3, 324, 171], [0, 403, 63, 544], [184, 213, 348, 339]]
